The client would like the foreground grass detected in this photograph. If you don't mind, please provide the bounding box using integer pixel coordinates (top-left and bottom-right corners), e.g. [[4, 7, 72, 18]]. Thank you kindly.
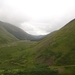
[[49, 65, 75, 75]]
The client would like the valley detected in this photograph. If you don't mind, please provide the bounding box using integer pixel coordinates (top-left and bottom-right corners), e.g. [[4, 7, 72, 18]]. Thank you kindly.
[[0, 19, 75, 75]]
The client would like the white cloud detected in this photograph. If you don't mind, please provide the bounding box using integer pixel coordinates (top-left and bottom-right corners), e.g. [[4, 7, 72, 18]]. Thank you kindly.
[[21, 22, 49, 35], [0, 0, 75, 35]]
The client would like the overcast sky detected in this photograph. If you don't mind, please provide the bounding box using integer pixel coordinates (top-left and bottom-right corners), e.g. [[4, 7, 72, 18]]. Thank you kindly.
[[0, 0, 75, 35]]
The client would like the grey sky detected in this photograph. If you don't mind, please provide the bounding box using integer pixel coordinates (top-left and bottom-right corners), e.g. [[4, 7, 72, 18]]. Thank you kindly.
[[0, 0, 75, 35]]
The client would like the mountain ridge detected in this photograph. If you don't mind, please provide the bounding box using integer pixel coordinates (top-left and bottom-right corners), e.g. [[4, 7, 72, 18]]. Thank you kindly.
[[0, 21, 45, 42]]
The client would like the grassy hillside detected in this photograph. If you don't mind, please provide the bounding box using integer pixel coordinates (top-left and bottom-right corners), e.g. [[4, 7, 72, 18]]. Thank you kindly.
[[0, 41, 58, 75], [0, 22, 19, 45], [0, 21, 58, 74], [31, 19, 75, 74], [35, 19, 75, 65], [2, 22, 31, 40], [1, 21, 44, 41], [0, 19, 75, 75]]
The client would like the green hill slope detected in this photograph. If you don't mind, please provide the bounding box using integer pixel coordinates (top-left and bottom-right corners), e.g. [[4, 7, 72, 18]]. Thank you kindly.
[[35, 19, 75, 66], [0, 19, 75, 75], [0, 22, 19, 45], [0, 21, 44, 41]]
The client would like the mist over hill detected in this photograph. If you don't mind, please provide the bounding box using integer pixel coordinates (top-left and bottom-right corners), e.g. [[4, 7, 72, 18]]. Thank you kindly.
[[0, 21, 45, 42]]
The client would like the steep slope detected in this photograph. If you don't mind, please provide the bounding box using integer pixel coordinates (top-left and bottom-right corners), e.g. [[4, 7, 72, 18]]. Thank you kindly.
[[34, 19, 75, 66], [0, 21, 44, 41], [0, 22, 19, 45]]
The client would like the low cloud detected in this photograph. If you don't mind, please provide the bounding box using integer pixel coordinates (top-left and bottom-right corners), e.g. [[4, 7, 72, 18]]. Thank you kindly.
[[0, 0, 75, 35]]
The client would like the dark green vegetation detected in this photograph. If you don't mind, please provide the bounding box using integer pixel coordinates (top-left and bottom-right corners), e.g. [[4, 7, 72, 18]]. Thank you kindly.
[[0, 19, 75, 75], [0, 41, 58, 75]]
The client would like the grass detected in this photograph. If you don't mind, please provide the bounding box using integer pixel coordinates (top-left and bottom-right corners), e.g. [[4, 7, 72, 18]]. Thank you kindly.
[[0, 41, 58, 75], [34, 19, 75, 66], [0, 19, 75, 74], [0, 23, 19, 45]]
